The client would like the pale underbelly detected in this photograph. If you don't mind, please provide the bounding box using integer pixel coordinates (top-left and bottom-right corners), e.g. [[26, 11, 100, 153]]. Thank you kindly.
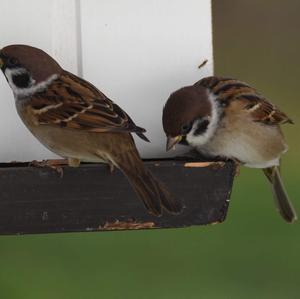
[[194, 130, 287, 169], [25, 124, 111, 164]]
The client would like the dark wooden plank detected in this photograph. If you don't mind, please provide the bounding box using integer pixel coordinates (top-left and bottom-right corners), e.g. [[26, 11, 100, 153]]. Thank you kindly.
[[0, 158, 236, 235]]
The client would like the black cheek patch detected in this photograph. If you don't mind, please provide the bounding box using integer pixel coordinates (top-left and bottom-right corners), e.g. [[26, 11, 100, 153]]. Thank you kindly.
[[194, 119, 209, 136], [12, 73, 31, 88]]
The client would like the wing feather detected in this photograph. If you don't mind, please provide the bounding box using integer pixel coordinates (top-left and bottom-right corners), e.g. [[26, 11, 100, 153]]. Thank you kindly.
[[197, 76, 293, 125], [29, 72, 149, 140]]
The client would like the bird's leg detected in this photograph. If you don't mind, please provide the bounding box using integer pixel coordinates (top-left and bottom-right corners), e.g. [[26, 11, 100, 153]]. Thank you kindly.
[[29, 159, 68, 177]]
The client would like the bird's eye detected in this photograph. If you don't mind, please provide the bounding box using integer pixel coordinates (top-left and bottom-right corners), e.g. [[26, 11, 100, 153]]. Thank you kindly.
[[181, 122, 192, 134], [8, 57, 19, 66]]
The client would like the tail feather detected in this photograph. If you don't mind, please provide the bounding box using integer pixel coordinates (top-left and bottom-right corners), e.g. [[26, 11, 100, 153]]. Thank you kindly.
[[115, 150, 183, 216], [263, 166, 297, 223], [125, 168, 163, 216], [146, 170, 183, 214]]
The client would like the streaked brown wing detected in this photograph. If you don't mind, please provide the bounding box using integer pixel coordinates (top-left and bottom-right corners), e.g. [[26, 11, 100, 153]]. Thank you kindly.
[[196, 76, 293, 125], [30, 72, 149, 140], [238, 94, 293, 125]]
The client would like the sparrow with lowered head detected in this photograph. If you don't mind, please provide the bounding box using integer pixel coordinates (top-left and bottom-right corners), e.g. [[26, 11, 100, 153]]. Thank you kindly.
[[163, 76, 297, 223], [0, 44, 183, 216]]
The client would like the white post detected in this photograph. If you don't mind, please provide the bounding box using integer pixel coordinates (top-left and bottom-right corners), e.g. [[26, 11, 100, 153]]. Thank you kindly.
[[51, 0, 82, 76], [0, 0, 213, 162], [80, 0, 214, 158]]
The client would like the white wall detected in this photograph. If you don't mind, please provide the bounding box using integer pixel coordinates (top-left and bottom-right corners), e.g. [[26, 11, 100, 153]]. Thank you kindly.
[[0, 0, 213, 162]]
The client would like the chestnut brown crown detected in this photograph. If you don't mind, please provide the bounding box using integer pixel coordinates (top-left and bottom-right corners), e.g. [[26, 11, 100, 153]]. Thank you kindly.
[[162, 85, 211, 137], [0, 44, 62, 83]]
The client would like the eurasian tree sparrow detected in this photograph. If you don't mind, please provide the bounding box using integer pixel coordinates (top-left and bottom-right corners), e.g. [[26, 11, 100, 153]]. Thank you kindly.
[[0, 44, 183, 216], [163, 76, 297, 223]]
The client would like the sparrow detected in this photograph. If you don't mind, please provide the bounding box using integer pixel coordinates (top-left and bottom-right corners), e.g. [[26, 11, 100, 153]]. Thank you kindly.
[[163, 76, 297, 223], [0, 44, 183, 216]]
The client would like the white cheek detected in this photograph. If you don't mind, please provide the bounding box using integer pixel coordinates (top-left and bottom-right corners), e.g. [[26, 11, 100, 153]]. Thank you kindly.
[[5, 68, 27, 92], [4, 68, 58, 98], [5, 68, 35, 96], [186, 120, 209, 146], [186, 93, 221, 147]]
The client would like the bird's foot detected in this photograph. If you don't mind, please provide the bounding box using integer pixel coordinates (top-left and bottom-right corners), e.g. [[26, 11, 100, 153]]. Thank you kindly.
[[214, 156, 241, 175], [29, 159, 68, 177]]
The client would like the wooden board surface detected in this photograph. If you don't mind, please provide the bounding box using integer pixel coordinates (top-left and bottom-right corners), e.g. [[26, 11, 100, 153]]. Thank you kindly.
[[0, 159, 236, 235]]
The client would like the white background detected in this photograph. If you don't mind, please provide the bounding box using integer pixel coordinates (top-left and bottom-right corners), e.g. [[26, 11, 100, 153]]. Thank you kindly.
[[0, 0, 213, 162]]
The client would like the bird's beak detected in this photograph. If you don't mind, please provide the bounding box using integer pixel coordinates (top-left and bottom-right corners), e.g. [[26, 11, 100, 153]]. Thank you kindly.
[[166, 136, 182, 151]]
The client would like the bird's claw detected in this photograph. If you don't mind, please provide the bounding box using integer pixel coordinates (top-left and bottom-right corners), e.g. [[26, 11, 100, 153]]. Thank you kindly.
[[29, 159, 67, 177]]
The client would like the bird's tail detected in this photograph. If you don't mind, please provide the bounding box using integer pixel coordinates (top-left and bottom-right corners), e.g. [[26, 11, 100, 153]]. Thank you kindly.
[[115, 149, 183, 216], [263, 166, 297, 223]]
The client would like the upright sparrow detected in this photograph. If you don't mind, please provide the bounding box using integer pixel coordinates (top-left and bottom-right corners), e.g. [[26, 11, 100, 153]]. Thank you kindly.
[[0, 44, 182, 216], [163, 76, 296, 222]]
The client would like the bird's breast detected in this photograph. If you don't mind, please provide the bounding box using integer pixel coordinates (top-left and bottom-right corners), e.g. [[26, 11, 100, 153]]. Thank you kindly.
[[191, 115, 287, 168], [15, 101, 115, 163]]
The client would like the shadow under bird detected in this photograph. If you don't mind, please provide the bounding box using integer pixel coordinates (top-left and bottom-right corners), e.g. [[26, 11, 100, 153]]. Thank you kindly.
[[0, 44, 183, 216], [163, 76, 297, 223]]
